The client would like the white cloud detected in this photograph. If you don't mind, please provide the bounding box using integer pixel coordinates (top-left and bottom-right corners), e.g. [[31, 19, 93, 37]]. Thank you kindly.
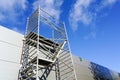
[[0, 0, 27, 22], [0, 0, 27, 10], [0, 0, 27, 34], [69, 0, 93, 31], [102, 0, 117, 6], [69, 0, 118, 31], [84, 31, 96, 40], [33, 0, 63, 19], [18, 0, 27, 10], [96, 0, 118, 12]]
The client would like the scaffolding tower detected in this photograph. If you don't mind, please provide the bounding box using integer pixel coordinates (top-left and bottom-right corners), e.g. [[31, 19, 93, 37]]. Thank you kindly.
[[18, 7, 77, 80]]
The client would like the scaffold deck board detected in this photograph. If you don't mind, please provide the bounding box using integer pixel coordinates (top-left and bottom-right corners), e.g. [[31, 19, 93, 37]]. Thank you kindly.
[[25, 32, 59, 47], [30, 56, 54, 66]]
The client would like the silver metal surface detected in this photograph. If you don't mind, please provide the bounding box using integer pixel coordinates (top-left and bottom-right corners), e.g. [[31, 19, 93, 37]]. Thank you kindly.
[[18, 7, 77, 80]]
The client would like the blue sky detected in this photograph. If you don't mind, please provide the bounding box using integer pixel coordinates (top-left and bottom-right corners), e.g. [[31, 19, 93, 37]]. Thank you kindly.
[[0, 0, 120, 72]]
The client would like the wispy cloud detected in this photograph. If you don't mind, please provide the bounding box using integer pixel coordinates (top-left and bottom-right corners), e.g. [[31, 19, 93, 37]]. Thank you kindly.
[[102, 0, 117, 7], [69, 0, 118, 31], [0, 0, 27, 34], [0, 0, 27, 10], [84, 31, 96, 40], [0, 0, 27, 24], [0, 0, 63, 34], [33, 0, 63, 19], [69, 0, 93, 31]]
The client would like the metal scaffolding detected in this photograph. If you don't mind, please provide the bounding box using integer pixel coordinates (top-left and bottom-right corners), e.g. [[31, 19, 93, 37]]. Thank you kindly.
[[18, 7, 77, 80]]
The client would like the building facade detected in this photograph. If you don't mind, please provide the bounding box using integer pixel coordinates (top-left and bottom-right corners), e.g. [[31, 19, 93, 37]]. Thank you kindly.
[[0, 25, 120, 80], [73, 55, 120, 80], [0, 26, 23, 80]]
